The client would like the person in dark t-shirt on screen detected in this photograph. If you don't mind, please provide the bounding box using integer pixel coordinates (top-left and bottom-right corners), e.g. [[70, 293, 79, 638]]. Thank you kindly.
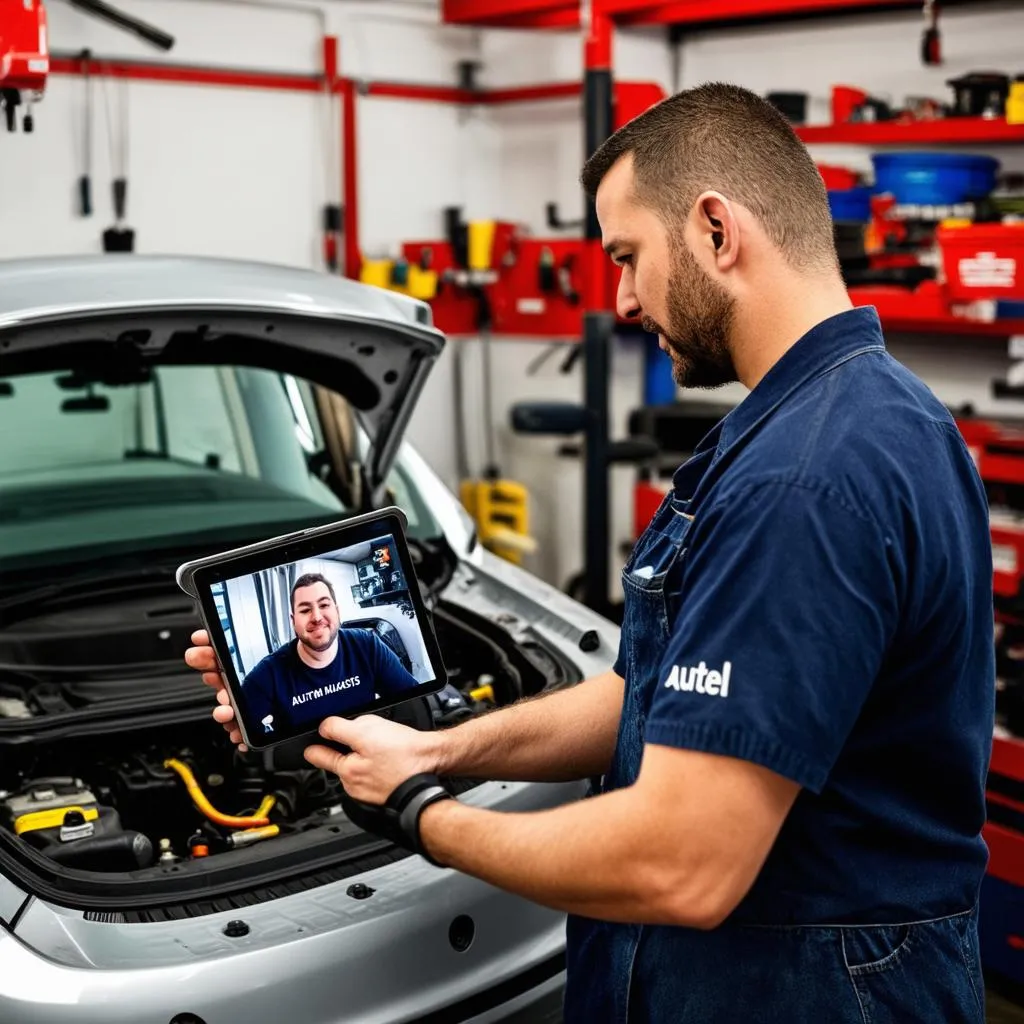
[[241, 573, 419, 738]]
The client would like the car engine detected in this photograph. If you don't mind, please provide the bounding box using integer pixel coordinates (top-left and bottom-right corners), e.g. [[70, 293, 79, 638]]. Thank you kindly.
[[1, 728, 353, 871], [0, 678, 488, 874], [0, 590, 575, 876]]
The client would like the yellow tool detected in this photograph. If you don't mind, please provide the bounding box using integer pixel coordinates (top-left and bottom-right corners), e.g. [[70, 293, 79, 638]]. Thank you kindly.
[[1008, 81, 1024, 126], [468, 220, 496, 272], [359, 258, 437, 301], [460, 477, 537, 565], [469, 682, 495, 703]]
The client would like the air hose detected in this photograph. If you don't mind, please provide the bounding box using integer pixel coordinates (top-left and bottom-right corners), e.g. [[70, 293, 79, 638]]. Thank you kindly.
[[164, 758, 271, 829]]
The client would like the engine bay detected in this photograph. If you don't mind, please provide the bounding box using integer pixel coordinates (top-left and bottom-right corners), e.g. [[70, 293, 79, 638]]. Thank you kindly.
[[1, 723, 357, 872], [0, 582, 571, 881]]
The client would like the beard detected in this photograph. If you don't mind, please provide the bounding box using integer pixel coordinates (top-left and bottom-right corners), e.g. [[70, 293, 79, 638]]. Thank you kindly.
[[299, 623, 338, 653], [642, 242, 737, 389]]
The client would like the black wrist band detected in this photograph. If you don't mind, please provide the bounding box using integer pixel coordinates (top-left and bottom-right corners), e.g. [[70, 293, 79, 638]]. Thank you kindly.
[[398, 784, 452, 867]]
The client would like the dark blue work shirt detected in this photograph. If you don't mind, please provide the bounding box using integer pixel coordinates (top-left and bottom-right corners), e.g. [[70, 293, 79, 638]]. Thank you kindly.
[[241, 630, 419, 738], [564, 307, 994, 1022]]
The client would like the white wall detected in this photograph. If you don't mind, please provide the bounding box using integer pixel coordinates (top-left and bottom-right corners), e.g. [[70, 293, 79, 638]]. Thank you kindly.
[[1, 0, 487, 495], [4, 0, 1020, 602]]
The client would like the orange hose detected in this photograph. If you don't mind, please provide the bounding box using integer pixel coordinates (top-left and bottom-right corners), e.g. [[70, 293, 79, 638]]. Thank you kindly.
[[163, 758, 270, 829]]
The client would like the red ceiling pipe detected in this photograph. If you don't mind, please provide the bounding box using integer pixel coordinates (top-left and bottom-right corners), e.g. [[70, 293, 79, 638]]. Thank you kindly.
[[442, 0, 571, 24], [484, 81, 581, 104], [361, 80, 474, 103], [49, 54, 323, 91]]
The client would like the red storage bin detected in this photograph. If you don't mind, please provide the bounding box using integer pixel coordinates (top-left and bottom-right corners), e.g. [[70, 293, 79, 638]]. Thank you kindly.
[[817, 164, 860, 190], [634, 480, 669, 539], [938, 223, 1024, 301]]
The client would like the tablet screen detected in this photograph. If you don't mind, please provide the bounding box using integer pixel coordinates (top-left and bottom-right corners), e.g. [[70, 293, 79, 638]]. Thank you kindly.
[[197, 522, 444, 746]]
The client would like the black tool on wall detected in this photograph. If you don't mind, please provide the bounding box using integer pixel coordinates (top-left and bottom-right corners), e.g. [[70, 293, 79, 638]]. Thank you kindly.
[[101, 65, 134, 252], [78, 50, 93, 216], [66, 0, 175, 51]]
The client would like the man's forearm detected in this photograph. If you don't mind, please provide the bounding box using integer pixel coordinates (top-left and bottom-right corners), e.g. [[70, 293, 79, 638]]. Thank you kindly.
[[432, 670, 623, 783], [417, 783, 718, 928]]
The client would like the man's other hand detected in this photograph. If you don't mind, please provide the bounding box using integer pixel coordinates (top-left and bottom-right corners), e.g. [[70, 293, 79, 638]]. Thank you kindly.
[[184, 629, 248, 752], [304, 715, 441, 805]]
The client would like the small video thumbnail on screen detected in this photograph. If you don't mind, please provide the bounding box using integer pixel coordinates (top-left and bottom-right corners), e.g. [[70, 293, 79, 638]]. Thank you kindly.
[[209, 534, 433, 738]]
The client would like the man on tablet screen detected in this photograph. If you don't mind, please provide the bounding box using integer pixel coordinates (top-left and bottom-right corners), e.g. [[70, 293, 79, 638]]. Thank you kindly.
[[241, 573, 419, 736]]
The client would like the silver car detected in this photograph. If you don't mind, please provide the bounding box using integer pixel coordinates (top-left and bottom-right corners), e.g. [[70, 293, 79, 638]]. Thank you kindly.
[[0, 256, 619, 1024]]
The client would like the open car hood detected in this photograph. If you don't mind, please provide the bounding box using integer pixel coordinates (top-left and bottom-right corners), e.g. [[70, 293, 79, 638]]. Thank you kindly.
[[0, 255, 445, 501]]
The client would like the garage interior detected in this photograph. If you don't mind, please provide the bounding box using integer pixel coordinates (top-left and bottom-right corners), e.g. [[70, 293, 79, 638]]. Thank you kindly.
[[3, 0, 1024, 1020]]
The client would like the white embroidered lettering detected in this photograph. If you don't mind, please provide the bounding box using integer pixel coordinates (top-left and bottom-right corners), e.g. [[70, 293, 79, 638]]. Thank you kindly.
[[694, 661, 709, 694], [662, 660, 732, 698]]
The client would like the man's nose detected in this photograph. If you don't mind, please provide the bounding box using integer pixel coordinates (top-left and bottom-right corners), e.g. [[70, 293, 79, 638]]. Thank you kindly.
[[616, 269, 640, 322]]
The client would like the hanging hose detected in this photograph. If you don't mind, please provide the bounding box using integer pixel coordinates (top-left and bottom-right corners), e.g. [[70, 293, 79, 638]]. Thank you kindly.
[[163, 759, 271, 829]]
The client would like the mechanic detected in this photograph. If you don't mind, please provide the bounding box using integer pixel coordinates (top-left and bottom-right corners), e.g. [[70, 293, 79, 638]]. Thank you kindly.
[[240, 572, 419, 737], [186, 83, 994, 1022]]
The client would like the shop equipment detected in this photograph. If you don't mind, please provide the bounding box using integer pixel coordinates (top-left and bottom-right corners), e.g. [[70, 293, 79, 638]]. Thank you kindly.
[[0, 0, 49, 132]]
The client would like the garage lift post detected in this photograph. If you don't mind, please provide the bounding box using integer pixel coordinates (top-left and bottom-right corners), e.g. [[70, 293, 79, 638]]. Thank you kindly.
[[581, 7, 616, 617]]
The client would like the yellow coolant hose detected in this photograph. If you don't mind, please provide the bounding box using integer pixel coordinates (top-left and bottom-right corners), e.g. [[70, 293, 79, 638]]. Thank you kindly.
[[164, 758, 271, 829]]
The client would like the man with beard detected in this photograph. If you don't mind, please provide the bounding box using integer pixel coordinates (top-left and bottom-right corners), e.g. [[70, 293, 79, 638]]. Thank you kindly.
[[187, 84, 992, 1022], [241, 573, 419, 738]]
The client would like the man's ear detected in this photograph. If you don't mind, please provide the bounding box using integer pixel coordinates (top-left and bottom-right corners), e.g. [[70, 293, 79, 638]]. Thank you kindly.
[[693, 191, 739, 270]]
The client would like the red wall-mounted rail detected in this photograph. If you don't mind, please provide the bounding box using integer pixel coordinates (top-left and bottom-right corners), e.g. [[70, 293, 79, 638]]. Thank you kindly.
[[443, 0, 921, 30], [799, 118, 1024, 146], [611, 0, 920, 27], [49, 52, 583, 106], [49, 54, 324, 92]]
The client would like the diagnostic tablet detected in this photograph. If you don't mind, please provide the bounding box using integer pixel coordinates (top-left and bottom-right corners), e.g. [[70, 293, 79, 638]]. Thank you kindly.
[[176, 507, 446, 750]]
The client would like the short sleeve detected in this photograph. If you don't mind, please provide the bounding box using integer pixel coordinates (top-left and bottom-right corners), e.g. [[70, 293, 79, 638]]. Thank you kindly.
[[645, 479, 899, 794]]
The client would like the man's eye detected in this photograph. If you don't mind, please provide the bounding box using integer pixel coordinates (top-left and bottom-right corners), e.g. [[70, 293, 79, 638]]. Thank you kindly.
[[617, 255, 633, 268]]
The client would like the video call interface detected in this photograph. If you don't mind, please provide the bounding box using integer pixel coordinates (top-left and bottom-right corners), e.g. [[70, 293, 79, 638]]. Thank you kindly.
[[208, 533, 435, 740]]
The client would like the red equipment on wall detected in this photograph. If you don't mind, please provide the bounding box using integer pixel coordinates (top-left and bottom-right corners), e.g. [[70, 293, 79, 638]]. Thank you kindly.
[[0, 0, 49, 132]]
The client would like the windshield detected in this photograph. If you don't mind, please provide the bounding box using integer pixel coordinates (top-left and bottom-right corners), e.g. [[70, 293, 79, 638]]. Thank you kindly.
[[0, 365, 440, 581]]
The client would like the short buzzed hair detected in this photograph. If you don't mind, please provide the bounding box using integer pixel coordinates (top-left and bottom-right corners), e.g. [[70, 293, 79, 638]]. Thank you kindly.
[[291, 572, 337, 610], [581, 82, 837, 272]]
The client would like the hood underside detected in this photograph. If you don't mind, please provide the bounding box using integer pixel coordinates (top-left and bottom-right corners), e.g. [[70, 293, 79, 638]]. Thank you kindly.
[[0, 255, 445, 497]]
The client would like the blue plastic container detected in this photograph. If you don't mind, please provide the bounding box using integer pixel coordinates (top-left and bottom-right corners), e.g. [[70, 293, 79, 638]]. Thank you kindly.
[[871, 152, 999, 205], [827, 186, 872, 222]]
